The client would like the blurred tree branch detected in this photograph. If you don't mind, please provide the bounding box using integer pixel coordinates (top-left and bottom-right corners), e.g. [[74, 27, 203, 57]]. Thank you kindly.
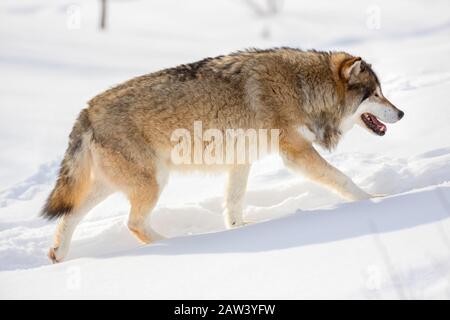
[[100, 0, 107, 30], [243, 0, 285, 39], [243, 0, 284, 17]]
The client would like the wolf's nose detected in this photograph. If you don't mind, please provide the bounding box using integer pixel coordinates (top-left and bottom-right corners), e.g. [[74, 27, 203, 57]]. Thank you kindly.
[[398, 110, 404, 119]]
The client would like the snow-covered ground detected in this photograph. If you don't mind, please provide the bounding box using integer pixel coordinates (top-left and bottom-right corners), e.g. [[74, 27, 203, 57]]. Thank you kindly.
[[1, 0, 450, 299]]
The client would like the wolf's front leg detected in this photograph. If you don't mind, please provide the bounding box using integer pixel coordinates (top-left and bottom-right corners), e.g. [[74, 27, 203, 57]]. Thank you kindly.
[[280, 135, 371, 201], [224, 165, 251, 229]]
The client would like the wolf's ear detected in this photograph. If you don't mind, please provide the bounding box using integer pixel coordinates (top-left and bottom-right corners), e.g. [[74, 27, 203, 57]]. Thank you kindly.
[[341, 57, 362, 81]]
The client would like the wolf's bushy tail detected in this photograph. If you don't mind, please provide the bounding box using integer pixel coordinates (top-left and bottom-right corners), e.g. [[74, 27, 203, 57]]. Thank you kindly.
[[41, 109, 92, 220]]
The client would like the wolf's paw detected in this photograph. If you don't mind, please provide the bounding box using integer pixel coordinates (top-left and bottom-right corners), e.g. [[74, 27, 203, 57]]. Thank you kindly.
[[371, 193, 388, 198], [128, 225, 153, 244], [127, 222, 166, 244], [225, 219, 251, 229], [48, 247, 64, 264], [345, 187, 374, 201]]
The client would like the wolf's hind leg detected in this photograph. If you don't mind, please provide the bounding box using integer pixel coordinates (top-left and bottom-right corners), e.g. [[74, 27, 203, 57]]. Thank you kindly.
[[125, 166, 168, 244], [281, 135, 371, 201], [224, 165, 251, 229], [48, 181, 113, 263]]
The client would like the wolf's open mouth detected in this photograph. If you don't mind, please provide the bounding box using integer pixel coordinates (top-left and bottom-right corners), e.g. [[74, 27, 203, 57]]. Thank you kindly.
[[361, 113, 386, 136]]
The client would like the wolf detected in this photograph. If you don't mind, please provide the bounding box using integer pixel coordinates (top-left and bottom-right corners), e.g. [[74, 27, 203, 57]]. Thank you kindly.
[[42, 48, 404, 263]]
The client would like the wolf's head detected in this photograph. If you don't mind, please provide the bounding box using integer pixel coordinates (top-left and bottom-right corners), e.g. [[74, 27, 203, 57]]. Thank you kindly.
[[337, 56, 404, 136]]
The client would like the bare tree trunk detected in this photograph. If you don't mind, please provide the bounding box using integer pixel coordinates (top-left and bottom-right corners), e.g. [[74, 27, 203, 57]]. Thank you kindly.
[[100, 0, 107, 30]]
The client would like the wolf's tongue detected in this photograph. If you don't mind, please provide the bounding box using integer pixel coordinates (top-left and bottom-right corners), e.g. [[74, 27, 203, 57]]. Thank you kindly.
[[369, 114, 386, 132]]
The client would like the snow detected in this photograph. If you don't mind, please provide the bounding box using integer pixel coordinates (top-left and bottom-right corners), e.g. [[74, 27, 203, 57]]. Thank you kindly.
[[1, 0, 450, 299]]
